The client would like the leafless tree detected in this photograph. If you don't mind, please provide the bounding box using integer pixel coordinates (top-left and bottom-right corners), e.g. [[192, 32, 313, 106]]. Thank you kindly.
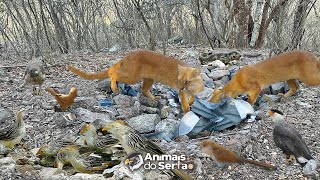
[[0, 0, 319, 57]]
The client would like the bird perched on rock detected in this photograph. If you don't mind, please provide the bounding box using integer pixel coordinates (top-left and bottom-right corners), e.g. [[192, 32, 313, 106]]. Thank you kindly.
[[55, 145, 120, 174], [102, 120, 193, 180], [46, 87, 77, 111], [79, 123, 119, 152], [23, 59, 45, 95], [199, 139, 277, 170], [0, 110, 26, 149], [268, 109, 315, 167]]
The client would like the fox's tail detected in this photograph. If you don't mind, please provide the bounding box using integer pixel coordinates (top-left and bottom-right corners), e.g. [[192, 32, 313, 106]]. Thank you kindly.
[[242, 158, 277, 170], [67, 65, 109, 80]]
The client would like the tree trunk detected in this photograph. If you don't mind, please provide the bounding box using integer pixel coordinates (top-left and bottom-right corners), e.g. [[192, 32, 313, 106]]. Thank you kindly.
[[249, 0, 264, 47], [132, 0, 156, 51], [255, 0, 288, 48], [289, 0, 314, 49]]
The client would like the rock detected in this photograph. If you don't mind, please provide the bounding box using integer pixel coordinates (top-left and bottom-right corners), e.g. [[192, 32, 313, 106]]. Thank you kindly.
[[160, 106, 171, 119], [113, 94, 134, 107], [207, 60, 225, 70], [296, 101, 312, 109], [303, 159, 318, 176], [15, 165, 39, 178], [96, 79, 112, 92], [155, 119, 179, 138], [200, 73, 214, 88], [0, 157, 16, 175], [227, 65, 240, 78], [201, 66, 211, 74], [116, 107, 138, 119], [270, 82, 286, 95], [71, 173, 106, 180], [144, 170, 171, 180], [39, 167, 68, 180], [74, 108, 111, 123], [127, 114, 161, 133], [104, 163, 144, 180], [208, 70, 230, 80], [0, 143, 10, 155], [140, 105, 159, 114], [196, 87, 214, 100], [109, 44, 121, 52], [137, 93, 158, 108], [213, 76, 230, 87]]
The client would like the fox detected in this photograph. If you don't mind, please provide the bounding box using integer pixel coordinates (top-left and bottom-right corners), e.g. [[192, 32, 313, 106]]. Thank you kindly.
[[209, 50, 320, 105], [68, 50, 204, 112]]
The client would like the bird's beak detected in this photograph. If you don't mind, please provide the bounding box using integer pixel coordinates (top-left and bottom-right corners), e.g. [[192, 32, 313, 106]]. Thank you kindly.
[[125, 159, 132, 165]]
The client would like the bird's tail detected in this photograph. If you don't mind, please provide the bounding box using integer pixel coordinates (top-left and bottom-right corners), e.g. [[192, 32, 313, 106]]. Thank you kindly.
[[171, 169, 193, 180], [242, 158, 277, 170], [68, 65, 109, 80]]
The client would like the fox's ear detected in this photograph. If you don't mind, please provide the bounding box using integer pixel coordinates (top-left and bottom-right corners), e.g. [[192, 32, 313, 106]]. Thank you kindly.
[[193, 67, 201, 76], [178, 65, 186, 79]]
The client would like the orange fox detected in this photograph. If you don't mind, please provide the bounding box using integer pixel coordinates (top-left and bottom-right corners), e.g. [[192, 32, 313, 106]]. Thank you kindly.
[[209, 50, 320, 105], [68, 50, 204, 112]]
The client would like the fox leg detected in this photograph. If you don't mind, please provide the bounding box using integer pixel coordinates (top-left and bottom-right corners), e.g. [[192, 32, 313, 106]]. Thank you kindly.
[[247, 87, 261, 105], [179, 90, 191, 112], [188, 94, 195, 105], [142, 78, 157, 100], [279, 79, 298, 98], [110, 77, 120, 93], [209, 88, 222, 103]]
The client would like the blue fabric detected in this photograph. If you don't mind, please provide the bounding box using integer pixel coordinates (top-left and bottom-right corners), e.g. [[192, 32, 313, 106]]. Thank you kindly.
[[190, 98, 242, 131], [115, 83, 137, 96]]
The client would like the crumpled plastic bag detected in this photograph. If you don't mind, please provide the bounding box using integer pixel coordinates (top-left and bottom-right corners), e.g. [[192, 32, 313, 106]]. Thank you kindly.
[[144, 94, 254, 141]]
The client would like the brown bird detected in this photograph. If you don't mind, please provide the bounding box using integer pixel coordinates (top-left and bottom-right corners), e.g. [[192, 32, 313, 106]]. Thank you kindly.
[[102, 120, 193, 180], [268, 109, 315, 166], [199, 140, 277, 170], [46, 87, 77, 111], [23, 60, 45, 95]]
